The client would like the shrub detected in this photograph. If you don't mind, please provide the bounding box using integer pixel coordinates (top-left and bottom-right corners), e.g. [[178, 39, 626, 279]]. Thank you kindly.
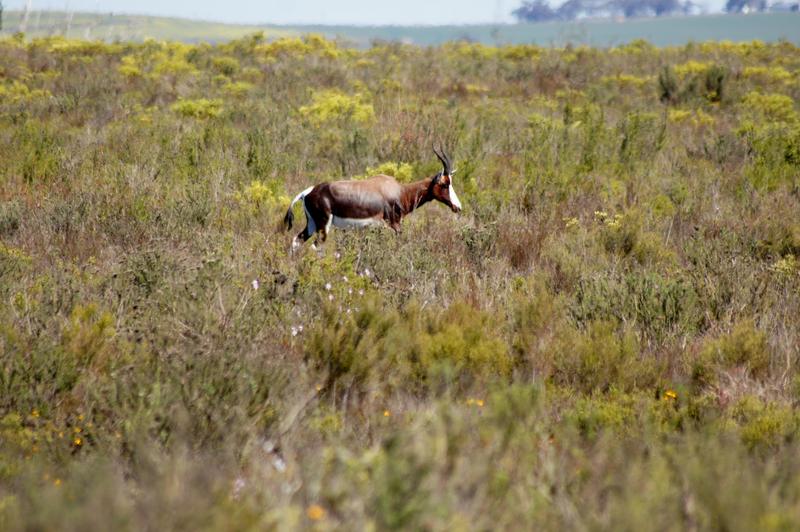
[[361, 161, 415, 182], [566, 392, 638, 439], [729, 396, 797, 450], [0, 201, 21, 237], [704, 64, 727, 103], [236, 180, 289, 214], [171, 98, 223, 119], [417, 301, 512, 386], [572, 271, 698, 342], [699, 319, 770, 378], [211, 56, 239, 76], [741, 92, 798, 124], [305, 295, 401, 397], [299, 89, 374, 126], [658, 65, 678, 103], [551, 321, 656, 394]]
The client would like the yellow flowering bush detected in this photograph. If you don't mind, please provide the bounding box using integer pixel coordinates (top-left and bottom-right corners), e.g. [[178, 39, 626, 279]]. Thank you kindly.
[[361, 161, 415, 182], [236, 180, 290, 213], [299, 89, 374, 126], [741, 91, 798, 123], [0, 81, 52, 104], [673, 60, 710, 78], [743, 66, 792, 85], [171, 98, 223, 119]]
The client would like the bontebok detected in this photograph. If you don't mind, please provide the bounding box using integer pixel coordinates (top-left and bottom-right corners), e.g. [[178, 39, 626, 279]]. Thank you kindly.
[[284, 146, 462, 249]]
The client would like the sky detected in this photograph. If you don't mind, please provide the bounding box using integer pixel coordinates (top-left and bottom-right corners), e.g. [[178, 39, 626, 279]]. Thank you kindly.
[[3, 0, 725, 25]]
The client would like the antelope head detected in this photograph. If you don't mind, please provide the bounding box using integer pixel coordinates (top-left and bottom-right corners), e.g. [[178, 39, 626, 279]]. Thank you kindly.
[[430, 146, 463, 214]]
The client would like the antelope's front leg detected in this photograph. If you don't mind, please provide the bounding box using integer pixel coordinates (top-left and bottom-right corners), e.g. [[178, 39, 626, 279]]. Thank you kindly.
[[384, 201, 403, 233]]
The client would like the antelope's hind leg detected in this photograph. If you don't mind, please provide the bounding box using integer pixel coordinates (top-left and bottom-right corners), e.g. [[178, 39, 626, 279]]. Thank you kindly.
[[291, 199, 320, 252], [308, 210, 332, 248], [292, 226, 312, 251]]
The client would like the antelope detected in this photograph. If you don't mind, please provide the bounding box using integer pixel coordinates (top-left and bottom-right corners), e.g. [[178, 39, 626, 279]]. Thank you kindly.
[[284, 147, 462, 249]]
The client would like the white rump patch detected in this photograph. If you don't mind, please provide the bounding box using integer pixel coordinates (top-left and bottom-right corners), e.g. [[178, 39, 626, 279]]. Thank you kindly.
[[303, 200, 317, 235], [332, 216, 381, 229]]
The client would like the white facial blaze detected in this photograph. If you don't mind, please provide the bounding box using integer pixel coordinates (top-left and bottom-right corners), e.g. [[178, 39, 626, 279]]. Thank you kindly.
[[449, 178, 462, 210]]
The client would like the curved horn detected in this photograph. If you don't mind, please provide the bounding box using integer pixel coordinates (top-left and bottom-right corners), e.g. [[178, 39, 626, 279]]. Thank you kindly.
[[432, 144, 451, 175]]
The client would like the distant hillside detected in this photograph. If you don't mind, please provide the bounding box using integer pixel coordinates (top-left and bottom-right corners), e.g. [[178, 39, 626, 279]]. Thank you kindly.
[[0, 11, 296, 42], [1, 10, 799, 46]]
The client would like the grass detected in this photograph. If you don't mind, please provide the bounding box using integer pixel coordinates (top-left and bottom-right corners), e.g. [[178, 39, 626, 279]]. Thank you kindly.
[[1, 10, 800, 46], [0, 32, 799, 529]]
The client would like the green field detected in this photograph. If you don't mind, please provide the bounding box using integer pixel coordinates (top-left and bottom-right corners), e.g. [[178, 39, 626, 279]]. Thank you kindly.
[[1, 31, 800, 530], [1, 10, 800, 46]]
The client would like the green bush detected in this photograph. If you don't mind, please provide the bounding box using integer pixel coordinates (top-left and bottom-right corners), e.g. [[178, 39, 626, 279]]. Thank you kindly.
[[700, 319, 771, 378], [417, 301, 512, 386], [730, 396, 797, 450], [551, 321, 656, 394]]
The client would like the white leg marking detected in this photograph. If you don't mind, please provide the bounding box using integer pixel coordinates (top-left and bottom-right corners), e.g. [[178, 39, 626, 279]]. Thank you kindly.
[[325, 215, 333, 235]]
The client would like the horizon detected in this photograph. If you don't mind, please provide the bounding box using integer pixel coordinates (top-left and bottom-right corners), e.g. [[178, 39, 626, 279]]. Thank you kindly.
[[2, 0, 727, 26]]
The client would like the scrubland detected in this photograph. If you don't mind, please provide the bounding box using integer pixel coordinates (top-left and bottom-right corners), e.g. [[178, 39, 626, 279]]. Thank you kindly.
[[1, 33, 800, 530]]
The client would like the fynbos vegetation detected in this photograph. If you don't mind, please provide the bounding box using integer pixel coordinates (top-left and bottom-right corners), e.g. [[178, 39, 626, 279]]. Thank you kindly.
[[1, 34, 800, 529]]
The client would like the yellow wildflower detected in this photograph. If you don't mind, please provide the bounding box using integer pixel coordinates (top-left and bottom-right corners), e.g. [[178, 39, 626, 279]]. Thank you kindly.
[[307, 504, 326, 521], [383, 410, 391, 417], [664, 390, 678, 401]]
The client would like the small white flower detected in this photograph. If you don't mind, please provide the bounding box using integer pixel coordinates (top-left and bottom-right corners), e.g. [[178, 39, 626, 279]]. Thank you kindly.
[[272, 456, 287, 472], [328, 294, 334, 301], [346, 308, 351, 314], [348, 288, 353, 295], [291, 326, 299, 337], [233, 477, 246, 497], [334, 252, 341, 259], [358, 289, 365, 296], [298, 325, 304, 332], [251, 279, 259, 290], [363, 268, 371, 277], [342, 276, 348, 282], [325, 282, 332, 291]]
